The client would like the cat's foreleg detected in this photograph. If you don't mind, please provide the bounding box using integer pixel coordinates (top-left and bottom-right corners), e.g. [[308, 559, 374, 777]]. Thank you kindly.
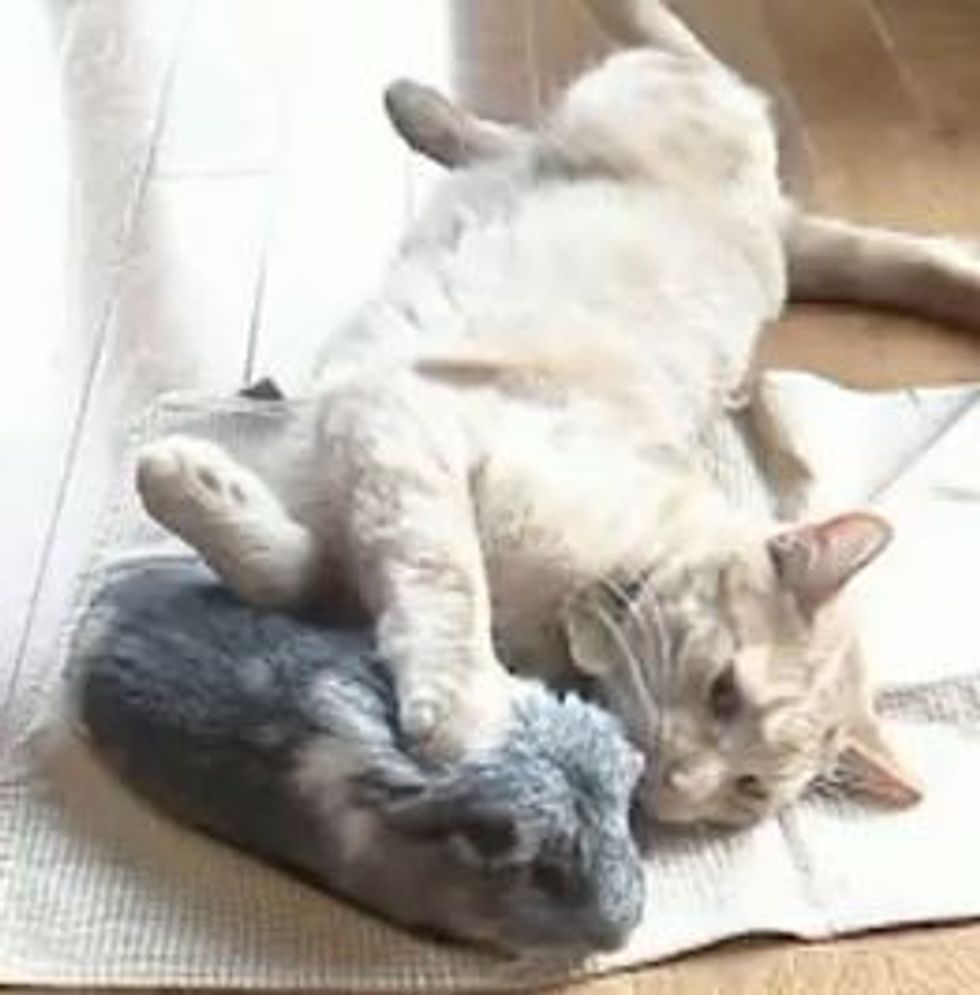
[[322, 386, 513, 760], [787, 213, 980, 331], [136, 436, 321, 608]]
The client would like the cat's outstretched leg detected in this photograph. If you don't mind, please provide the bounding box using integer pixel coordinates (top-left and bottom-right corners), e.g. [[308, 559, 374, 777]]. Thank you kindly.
[[787, 213, 980, 330], [136, 436, 321, 608], [582, 0, 718, 65]]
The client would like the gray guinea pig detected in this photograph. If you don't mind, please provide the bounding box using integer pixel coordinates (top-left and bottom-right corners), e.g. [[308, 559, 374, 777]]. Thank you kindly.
[[69, 557, 647, 957]]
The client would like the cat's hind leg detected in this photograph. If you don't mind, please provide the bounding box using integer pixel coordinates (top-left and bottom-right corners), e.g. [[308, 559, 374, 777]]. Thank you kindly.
[[136, 436, 321, 608], [583, 0, 717, 66], [384, 79, 524, 169], [787, 213, 980, 331]]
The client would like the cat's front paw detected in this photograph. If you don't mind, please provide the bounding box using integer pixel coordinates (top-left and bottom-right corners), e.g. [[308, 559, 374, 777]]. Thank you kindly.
[[400, 664, 516, 762]]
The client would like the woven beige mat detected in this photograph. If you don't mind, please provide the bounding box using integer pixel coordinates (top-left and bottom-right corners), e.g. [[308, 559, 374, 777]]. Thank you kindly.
[[0, 373, 977, 991]]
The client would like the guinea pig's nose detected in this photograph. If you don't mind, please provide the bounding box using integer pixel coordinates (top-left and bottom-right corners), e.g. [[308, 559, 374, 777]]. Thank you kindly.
[[587, 918, 634, 952], [587, 849, 645, 952]]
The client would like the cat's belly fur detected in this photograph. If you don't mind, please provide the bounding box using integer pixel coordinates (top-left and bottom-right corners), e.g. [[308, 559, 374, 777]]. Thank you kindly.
[[469, 394, 690, 678], [301, 368, 720, 682], [305, 167, 786, 678], [317, 177, 786, 409]]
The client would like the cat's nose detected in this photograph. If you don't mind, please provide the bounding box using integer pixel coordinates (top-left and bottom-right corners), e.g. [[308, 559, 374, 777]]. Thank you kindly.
[[664, 764, 698, 794], [662, 757, 721, 799], [650, 756, 724, 821]]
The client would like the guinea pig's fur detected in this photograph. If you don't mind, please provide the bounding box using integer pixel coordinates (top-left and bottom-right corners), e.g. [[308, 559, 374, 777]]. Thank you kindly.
[[69, 557, 646, 956]]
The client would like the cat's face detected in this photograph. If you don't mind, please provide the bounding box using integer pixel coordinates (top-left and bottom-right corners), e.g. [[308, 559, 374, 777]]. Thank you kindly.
[[564, 511, 922, 827]]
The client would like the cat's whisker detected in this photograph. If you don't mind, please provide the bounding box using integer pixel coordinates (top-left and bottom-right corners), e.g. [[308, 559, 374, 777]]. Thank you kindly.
[[601, 576, 661, 690], [608, 571, 673, 713], [635, 586, 674, 701], [593, 600, 661, 745]]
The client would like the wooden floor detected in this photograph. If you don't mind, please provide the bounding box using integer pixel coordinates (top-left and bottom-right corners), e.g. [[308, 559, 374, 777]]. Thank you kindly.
[[2, 1, 980, 992]]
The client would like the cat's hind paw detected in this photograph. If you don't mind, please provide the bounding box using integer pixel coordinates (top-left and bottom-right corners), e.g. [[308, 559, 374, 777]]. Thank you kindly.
[[136, 436, 269, 535], [136, 435, 319, 608]]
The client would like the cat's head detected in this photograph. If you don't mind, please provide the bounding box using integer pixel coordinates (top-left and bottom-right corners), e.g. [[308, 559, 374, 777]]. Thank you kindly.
[[563, 510, 922, 827]]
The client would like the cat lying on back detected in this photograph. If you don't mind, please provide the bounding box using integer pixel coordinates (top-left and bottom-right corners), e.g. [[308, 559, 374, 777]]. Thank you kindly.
[[136, 0, 980, 825]]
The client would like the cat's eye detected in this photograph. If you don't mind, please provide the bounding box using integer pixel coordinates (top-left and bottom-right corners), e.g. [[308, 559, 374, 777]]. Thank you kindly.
[[707, 663, 741, 722], [735, 774, 768, 800], [823, 725, 843, 753]]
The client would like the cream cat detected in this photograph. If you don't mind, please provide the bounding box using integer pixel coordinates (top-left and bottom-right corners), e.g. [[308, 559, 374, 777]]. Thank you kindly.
[[136, 0, 978, 825]]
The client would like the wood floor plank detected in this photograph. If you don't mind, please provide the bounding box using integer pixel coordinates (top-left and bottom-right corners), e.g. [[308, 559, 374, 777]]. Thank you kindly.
[[870, 0, 980, 232], [151, 0, 301, 176], [0, 0, 190, 740], [762, 0, 933, 224], [675, 0, 815, 196], [449, 0, 536, 123], [761, 307, 980, 389], [249, 1, 429, 390], [62, 0, 193, 339], [529, 0, 611, 114], [0, 1, 71, 678], [6, 174, 269, 752], [873, 0, 980, 146], [759, 0, 980, 390]]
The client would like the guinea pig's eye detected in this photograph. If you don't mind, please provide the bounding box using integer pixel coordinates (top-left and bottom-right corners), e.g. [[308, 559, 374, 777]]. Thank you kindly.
[[707, 662, 741, 722], [734, 773, 768, 801], [456, 814, 517, 860], [531, 859, 571, 898]]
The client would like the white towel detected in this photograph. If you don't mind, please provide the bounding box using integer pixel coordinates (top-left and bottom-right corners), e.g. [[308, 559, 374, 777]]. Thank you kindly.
[[0, 374, 977, 991]]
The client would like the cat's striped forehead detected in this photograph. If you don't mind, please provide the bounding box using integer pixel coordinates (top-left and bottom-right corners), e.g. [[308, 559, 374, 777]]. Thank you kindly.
[[649, 553, 814, 672]]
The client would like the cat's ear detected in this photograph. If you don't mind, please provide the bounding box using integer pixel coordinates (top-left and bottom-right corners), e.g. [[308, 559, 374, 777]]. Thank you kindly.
[[561, 586, 622, 677], [836, 711, 923, 807], [767, 511, 893, 615]]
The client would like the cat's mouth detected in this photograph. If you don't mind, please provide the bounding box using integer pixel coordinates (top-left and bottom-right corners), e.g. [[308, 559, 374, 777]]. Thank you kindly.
[[639, 766, 772, 829]]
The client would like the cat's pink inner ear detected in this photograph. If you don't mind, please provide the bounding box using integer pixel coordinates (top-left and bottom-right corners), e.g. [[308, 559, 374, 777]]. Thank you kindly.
[[838, 713, 923, 808], [767, 511, 893, 614]]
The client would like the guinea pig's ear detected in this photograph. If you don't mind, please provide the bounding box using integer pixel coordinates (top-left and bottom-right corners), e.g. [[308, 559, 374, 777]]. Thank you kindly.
[[376, 778, 522, 865], [352, 762, 430, 808], [450, 810, 521, 865]]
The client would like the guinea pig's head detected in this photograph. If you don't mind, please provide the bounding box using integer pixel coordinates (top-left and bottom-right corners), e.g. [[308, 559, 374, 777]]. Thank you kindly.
[[363, 682, 646, 956]]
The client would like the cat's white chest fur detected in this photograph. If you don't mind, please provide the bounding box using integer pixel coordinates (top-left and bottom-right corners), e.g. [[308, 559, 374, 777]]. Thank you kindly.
[[469, 404, 665, 673]]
